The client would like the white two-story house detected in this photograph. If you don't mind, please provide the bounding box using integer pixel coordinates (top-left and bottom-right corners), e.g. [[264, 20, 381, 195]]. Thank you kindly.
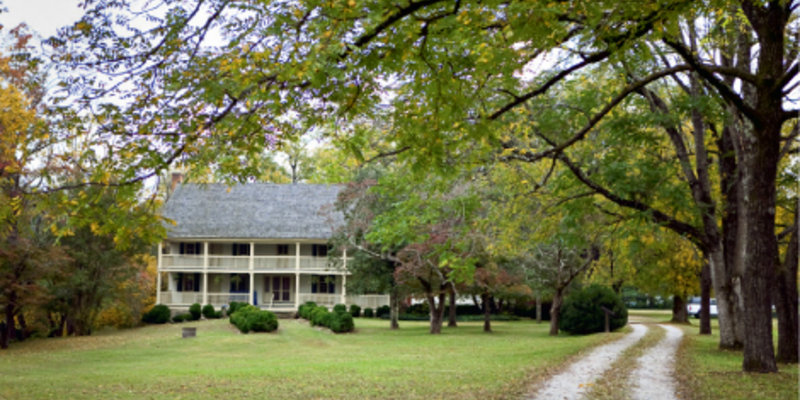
[[156, 182, 388, 312]]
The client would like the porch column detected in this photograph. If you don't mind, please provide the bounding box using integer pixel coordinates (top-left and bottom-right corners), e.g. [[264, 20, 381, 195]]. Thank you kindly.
[[295, 242, 301, 309], [202, 242, 208, 305], [249, 243, 255, 305], [156, 242, 162, 304], [341, 248, 347, 305]]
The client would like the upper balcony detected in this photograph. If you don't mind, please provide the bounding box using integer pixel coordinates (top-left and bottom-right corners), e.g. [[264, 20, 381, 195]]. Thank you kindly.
[[158, 241, 349, 273]]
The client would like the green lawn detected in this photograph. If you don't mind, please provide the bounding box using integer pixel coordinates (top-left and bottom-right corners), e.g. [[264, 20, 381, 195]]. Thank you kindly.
[[0, 318, 618, 399]]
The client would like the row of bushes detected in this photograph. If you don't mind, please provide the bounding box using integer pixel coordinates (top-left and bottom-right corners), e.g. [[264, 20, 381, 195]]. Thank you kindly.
[[229, 304, 279, 333], [141, 303, 224, 324], [297, 302, 354, 333]]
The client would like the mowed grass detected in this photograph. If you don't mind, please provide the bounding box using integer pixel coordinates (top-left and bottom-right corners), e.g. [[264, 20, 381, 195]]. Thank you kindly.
[[675, 317, 798, 400], [0, 318, 619, 399]]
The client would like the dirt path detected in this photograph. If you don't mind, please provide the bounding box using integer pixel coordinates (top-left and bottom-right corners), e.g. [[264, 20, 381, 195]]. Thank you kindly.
[[629, 324, 684, 400], [526, 324, 649, 400]]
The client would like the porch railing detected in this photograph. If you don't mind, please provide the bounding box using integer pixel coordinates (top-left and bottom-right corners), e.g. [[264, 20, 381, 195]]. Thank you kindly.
[[161, 255, 351, 271], [254, 256, 295, 270], [206, 292, 249, 305], [159, 291, 203, 305], [161, 255, 204, 270]]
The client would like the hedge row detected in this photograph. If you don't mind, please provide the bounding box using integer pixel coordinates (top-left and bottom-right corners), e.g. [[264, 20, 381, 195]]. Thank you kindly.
[[230, 304, 279, 333], [297, 302, 354, 333]]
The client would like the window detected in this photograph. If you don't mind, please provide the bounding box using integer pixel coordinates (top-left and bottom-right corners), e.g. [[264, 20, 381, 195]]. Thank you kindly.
[[311, 275, 336, 294], [232, 243, 250, 256], [229, 273, 249, 293], [277, 244, 289, 255], [311, 244, 329, 257], [179, 242, 202, 255], [176, 273, 200, 292]]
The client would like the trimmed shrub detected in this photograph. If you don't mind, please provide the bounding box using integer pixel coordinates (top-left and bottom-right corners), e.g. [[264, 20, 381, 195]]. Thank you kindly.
[[228, 301, 246, 315], [363, 308, 374, 318], [560, 284, 628, 335], [172, 313, 191, 323], [349, 304, 361, 318], [329, 311, 354, 333], [202, 304, 218, 319], [310, 307, 331, 327], [298, 301, 317, 319], [376, 305, 391, 318], [230, 305, 279, 333], [333, 304, 347, 314], [142, 304, 171, 324], [188, 303, 202, 321]]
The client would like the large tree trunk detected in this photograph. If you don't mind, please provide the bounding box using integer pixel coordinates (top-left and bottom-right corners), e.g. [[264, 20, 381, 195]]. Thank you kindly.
[[482, 292, 492, 333], [671, 295, 688, 323], [389, 285, 399, 330], [719, 123, 746, 346], [549, 288, 563, 336], [699, 263, 712, 335], [427, 292, 446, 334], [775, 217, 798, 364], [707, 248, 741, 349], [447, 284, 457, 328]]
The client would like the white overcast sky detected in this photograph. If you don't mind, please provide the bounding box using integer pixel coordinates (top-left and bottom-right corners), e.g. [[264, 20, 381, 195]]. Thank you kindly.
[[0, 0, 84, 38]]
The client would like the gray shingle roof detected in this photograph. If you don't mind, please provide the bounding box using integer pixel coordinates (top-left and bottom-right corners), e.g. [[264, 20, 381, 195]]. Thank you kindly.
[[162, 183, 344, 240]]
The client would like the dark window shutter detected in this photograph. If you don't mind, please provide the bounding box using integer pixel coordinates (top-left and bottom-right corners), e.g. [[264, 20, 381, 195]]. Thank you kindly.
[[179, 243, 185, 254], [194, 273, 201, 291], [311, 280, 318, 293], [196, 242, 202, 255], [329, 275, 335, 294], [176, 273, 183, 292]]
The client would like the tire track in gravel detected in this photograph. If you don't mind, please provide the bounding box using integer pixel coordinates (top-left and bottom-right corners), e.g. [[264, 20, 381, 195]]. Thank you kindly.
[[526, 324, 649, 400], [629, 324, 684, 400]]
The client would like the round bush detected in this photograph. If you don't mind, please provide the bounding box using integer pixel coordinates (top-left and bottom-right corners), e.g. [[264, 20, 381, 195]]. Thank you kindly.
[[349, 304, 361, 318], [298, 301, 317, 319], [329, 311, 354, 333], [230, 305, 279, 333], [142, 304, 171, 324], [202, 304, 217, 319], [559, 284, 628, 335], [189, 303, 202, 321], [228, 301, 245, 315], [376, 305, 390, 318], [363, 308, 374, 318], [311, 307, 331, 327], [172, 313, 191, 323], [333, 304, 347, 314]]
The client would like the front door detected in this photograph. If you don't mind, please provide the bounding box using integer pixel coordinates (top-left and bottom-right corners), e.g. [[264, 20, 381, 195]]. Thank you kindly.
[[265, 276, 292, 303]]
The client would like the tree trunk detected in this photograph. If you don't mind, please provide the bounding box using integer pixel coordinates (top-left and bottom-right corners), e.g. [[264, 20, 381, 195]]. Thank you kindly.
[[17, 312, 27, 341], [671, 295, 689, 323], [1, 305, 13, 349], [447, 285, 457, 328], [775, 218, 798, 364], [427, 292, 445, 334], [549, 288, 563, 336], [707, 247, 741, 349], [699, 262, 712, 335], [535, 294, 542, 323], [482, 292, 492, 333], [719, 123, 746, 346], [389, 286, 399, 330]]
